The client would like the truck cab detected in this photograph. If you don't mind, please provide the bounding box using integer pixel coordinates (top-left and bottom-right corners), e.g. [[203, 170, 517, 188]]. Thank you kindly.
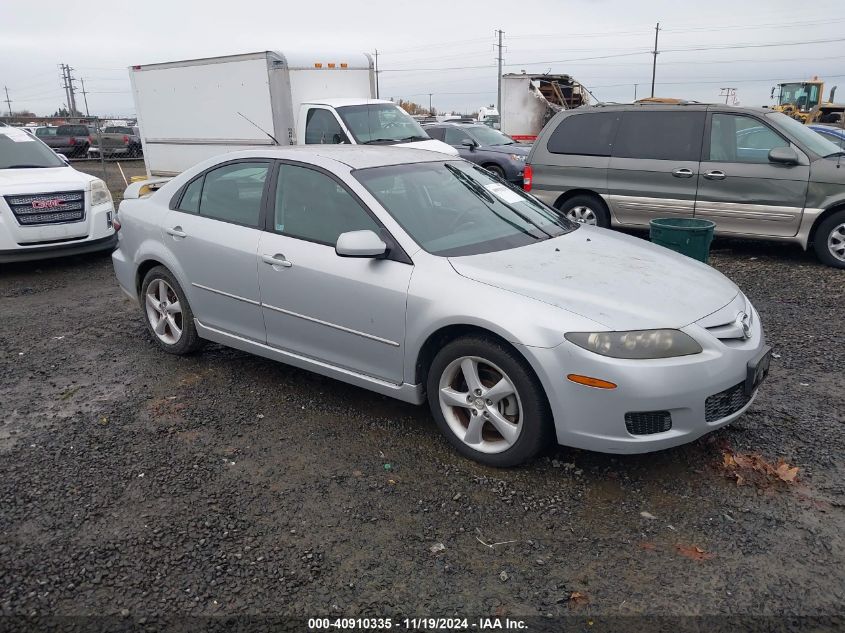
[[297, 99, 456, 155]]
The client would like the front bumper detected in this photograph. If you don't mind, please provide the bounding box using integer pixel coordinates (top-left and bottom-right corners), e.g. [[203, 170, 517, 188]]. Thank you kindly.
[[0, 233, 117, 263], [521, 308, 767, 454]]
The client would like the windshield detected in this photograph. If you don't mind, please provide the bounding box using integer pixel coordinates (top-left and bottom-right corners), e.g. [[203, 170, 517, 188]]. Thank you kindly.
[[354, 160, 577, 256], [35, 127, 57, 137], [466, 125, 514, 146], [105, 126, 133, 134], [767, 112, 841, 157], [778, 83, 821, 111], [0, 128, 66, 168], [336, 104, 428, 144]]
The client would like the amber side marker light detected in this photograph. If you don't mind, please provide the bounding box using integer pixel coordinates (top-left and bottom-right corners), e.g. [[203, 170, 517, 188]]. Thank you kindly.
[[567, 374, 618, 389]]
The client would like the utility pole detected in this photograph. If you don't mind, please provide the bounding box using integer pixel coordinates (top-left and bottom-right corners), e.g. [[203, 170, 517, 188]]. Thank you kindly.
[[4, 86, 11, 117], [495, 29, 504, 116], [67, 66, 79, 116], [374, 49, 380, 98], [634, 83, 638, 101], [650, 22, 660, 98], [80, 78, 90, 116], [60, 64, 72, 115], [428, 93, 433, 116]]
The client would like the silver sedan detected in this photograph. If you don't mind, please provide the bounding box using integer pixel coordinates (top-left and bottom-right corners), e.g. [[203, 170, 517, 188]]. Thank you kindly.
[[112, 146, 770, 466]]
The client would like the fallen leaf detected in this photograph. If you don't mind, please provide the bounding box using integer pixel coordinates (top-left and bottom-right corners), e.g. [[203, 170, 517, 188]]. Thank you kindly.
[[775, 461, 799, 482], [720, 449, 799, 486], [639, 511, 656, 520], [675, 544, 714, 561], [569, 591, 589, 605]]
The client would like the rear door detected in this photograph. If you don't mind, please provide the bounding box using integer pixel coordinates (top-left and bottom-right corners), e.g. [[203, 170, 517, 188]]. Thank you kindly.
[[607, 109, 705, 226], [695, 111, 809, 236]]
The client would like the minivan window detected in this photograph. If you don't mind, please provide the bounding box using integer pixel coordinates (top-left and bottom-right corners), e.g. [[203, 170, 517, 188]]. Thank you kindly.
[[767, 112, 842, 157], [193, 162, 269, 227], [709, 114, 788, 163], [547, 112, 620, 156], [613, 111, 705, 161], [304, 109, 349, 145]]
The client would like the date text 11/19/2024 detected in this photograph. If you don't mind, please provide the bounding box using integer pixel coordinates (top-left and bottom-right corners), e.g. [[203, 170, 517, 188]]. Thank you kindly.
[[308, 617, 528, 630]]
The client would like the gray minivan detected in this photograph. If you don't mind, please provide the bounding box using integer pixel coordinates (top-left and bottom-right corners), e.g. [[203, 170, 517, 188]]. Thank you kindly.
[[526, 103, 845, 268]]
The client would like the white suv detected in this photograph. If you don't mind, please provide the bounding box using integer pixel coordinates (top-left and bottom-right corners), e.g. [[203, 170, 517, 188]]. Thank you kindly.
[[0, 125, 116, 263]]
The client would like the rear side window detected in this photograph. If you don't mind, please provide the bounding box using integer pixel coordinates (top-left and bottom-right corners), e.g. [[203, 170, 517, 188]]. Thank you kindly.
[[443, 127, 473, 145], [613, 111, 705, 161], [546, 112, 620, 156], [177, 162, 269, 227], [426, 127, 445, 141], [178, 177, 203, 213]]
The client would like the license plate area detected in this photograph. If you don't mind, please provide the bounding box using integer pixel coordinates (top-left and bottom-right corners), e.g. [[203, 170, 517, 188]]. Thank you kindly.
[[745, 345, 772, 396]]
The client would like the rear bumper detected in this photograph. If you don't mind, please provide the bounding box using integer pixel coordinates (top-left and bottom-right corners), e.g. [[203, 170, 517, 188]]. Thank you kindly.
[[0, 233, 117, 263]]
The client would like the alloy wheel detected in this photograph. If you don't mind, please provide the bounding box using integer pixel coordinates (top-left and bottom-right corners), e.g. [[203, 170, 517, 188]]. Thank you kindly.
[[438, 356, 523, 454], [828, 222, 845, 262], [144, 278, 183, 345], [566, 205, 597, 225]]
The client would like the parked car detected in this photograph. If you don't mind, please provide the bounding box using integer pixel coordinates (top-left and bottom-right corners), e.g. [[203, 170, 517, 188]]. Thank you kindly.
[[526, 103, 845, 268], [89, 126, 143, 157], [37, 124, 93, 158], [424, 123, 529, 184], [0, 125, 116, 262], [113, 146, 769, 467], [809, 124, 845, 150]]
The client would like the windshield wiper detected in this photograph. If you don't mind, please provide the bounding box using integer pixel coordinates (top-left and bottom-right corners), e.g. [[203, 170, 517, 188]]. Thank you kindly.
[[3, 164, 50, 169], [825, 151, 845, 158], [398, 135, 430, 142], [362, 138, 397, 145]]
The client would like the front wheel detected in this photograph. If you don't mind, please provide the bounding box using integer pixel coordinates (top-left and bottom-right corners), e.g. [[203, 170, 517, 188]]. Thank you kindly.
[[483, 164, 506, 179], [557, 194, 610, 228], [426, 336, 553, 467], [813, 209, 845, 269], [140, 266, 204, 354]]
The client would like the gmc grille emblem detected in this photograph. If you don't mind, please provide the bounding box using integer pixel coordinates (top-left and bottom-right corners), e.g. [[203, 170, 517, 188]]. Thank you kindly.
[[32, 199, 64, 209]]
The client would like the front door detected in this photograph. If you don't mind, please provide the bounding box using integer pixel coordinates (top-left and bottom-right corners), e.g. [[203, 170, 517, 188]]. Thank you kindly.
[[694, 112, 810, 237], [606, 109, 705, 226], [163, 160, 270, 342], [257, 162, 412, 383]]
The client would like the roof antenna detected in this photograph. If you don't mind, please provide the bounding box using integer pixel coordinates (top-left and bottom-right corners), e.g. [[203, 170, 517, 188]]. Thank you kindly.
[[237, 111, 279, 146]]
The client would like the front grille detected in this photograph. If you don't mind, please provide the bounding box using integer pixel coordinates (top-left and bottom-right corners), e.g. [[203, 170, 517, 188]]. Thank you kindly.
[[705, 381, 751, 423], [625, 410, 672, 435], [4, 191, 85, 226]]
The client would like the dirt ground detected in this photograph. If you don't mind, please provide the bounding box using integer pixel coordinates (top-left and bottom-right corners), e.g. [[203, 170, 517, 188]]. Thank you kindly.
[[1, 178, 843, 630]]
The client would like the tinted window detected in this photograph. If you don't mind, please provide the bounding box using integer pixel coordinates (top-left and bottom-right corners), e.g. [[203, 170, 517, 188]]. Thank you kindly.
[[178, 176, 203, 213], [304, 109, 348, 144], [105, 126, 133, 134], [57, 125, 89, 136], [274, 164, 379, 245], [194, 162, 269, 226], [426, 127, 445, 141], [35, 127, 57, 137], [444, 127, 473, 145], [613, 111, 704, 161], [709, 114, 788, 163], [547, 112, 620, 156]]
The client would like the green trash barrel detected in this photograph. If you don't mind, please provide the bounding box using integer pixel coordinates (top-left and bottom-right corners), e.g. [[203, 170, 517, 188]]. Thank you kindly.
[[649, 218, 716, 263]]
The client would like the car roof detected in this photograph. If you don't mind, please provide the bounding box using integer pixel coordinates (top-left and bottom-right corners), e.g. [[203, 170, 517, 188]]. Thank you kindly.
[[569, 103, 773, 115], [205, 145, 453, 170], [303, 98, 395, 108]]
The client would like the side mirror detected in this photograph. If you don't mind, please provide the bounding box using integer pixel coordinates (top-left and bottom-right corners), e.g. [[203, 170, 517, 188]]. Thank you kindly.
[[335, 230, 387, 258], [768, 146, 800, 165], [461, 139, 478, 151]]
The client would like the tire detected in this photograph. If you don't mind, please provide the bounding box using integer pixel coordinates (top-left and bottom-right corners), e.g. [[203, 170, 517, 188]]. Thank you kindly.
[[426, 336, 553, 467], [556, 194, 610, 228], [813, 209, 845, 269], [140, 266, 204, 354], [483, 164, 506, 179]]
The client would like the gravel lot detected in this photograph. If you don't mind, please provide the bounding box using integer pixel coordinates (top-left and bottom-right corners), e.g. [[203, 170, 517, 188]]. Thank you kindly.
[[1, 175, 843, 629]]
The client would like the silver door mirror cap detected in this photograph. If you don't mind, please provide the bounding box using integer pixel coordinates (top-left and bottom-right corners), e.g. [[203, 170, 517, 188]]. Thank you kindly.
[[335, 230, 388, 258], [768, 146, 800, 165]]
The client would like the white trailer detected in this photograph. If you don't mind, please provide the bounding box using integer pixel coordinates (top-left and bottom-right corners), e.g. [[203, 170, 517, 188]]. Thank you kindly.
[[500, 73, 589, 142], [130, 51, 454, 175]]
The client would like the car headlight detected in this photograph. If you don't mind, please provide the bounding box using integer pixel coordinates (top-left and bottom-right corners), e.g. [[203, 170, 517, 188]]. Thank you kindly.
[[509, 154, 526, 162], [90, 178, 112, 206], [564, 329, 702, 359]]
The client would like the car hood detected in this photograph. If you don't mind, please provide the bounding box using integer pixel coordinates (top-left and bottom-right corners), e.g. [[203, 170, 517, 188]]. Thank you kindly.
[[402, 139, 460, 156], [0, 166, 94, 191], [448, 225, 739, 330], [482, 144, 531, 156]]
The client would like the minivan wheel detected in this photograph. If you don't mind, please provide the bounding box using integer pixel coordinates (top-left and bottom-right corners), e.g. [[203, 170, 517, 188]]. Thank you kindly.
[[557, 194, 610, 228], [140, 266, 204, 354], [814, 210, 845, 269], [426, 336, 552, 467]]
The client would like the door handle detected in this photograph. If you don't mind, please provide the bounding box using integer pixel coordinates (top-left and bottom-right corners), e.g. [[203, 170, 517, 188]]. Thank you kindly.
[[703, 170, 726, 180], [166, 226, 187, 238], [262, 253, 292, 268], [672, 168, 694, 178]]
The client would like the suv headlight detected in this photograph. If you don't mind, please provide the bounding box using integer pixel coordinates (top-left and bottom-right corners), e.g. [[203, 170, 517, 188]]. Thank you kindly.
[[90, 178, 112, 206], [565, 329, 702, 359], [509, 154, 526, 162]]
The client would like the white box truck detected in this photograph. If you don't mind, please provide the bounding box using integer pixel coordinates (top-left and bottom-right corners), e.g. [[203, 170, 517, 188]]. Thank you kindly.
[[500, 73, 589, 142], [130, 51, 456, 175]]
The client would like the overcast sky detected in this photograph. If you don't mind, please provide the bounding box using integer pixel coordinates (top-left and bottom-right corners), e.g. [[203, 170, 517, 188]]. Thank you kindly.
[[2, 0, 844, 117]]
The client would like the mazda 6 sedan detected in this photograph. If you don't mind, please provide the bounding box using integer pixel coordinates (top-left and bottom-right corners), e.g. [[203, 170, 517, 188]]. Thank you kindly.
[[112, 146, 771, 467]]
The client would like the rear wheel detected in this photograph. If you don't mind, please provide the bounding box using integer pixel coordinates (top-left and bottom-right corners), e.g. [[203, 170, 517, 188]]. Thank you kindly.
[[814, 209, 845, 269], [557, 194, 610, 228], [140, 266, 204, 354], [484, 164, 506, 179], [426, 336, 552, 467]]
